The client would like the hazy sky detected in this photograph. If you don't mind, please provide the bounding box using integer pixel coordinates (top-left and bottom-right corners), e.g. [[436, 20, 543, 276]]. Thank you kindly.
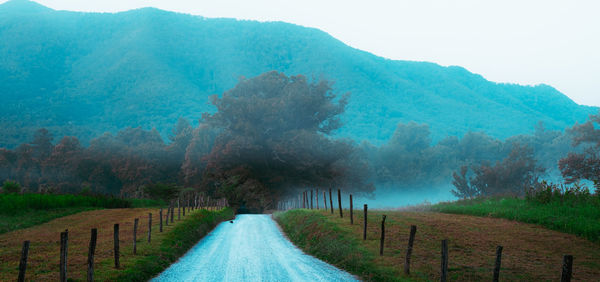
[[4, 0, 599, 106]]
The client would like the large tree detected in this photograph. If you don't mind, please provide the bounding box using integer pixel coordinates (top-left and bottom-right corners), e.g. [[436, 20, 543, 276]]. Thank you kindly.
[[452, 143, 544, 197], [201, 71, 373, 211], [559, 112, 600, 190]]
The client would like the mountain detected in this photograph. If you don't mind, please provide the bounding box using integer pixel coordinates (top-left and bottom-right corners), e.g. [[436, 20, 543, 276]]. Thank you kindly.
[[0, 0, 597, 148]]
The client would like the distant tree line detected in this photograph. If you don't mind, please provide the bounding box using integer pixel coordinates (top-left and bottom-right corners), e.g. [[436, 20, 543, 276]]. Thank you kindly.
[[1, 71, 597, 208], [0, 72, 373, 211], [361, 119, 585, 196]]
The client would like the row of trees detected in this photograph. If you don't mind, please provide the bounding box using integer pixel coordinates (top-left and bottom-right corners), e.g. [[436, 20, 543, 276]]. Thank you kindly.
[[0, 72, 372, 211], [1, 71, 598, 208], [362, 119, 580, 195], [449, 114, 600, 197]]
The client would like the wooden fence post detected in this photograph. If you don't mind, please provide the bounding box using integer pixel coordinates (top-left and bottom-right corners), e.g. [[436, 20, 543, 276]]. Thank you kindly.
[[87, 228, 97, 282], [379, 215, 386, 256], [329, 189, 334, 214], [113, 224, 120, 268], [493, 245, 503, 282], [165, 207, 170, 226], [349, 194, 353, 224], [148, 213, 152, 243], [441, 239, 448, 282], [133, 218, 139, 255], [60, 229, 68, 282], [18, 240, 29, 282], [405, 225, 417, 275], [170, 202, 174, 223], [159, 208, 163, 232], [178, 198, 181, 220], [337, 189, 343, 218], [363, 204, 368, 240], [306, 191, 309, 208], [561, 255, 573, 282]]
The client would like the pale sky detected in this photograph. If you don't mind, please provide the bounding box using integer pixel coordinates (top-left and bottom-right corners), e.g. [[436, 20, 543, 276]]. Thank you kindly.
[[3, 0, 600, 106]]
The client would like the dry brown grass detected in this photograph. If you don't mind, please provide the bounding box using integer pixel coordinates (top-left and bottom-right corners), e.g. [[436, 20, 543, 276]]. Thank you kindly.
[[319, 210, 600, 281], [0, 207, 180, 281]]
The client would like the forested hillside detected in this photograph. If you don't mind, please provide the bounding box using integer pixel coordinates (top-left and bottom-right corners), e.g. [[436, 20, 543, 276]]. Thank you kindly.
[[0, 0, 597, 148]]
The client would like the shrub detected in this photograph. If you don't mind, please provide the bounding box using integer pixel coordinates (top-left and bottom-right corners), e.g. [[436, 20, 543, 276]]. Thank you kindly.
[[2, 180, 21, 193], [526, 181, 598, 205]]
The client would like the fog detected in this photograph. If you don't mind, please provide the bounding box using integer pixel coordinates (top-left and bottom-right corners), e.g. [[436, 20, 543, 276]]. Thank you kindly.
[[353, 185, 456, 209]]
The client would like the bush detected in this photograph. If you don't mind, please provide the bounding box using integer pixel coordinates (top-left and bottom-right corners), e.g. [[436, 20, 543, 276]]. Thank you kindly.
[[526, 181, 598, 205], [2, 180, 21, 193], [143, 183, 181, 200]]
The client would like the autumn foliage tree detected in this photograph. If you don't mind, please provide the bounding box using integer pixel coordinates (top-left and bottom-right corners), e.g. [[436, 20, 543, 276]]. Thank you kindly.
[[559, 113, 600, 191], [452, 144, 544, 197], [201, 71, 373, 211]]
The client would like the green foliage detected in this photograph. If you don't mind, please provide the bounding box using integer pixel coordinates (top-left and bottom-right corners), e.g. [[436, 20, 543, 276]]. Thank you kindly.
[[114, 208, 234, 282], [526, 181, 597, 205], [275, 210, 400, 281], [143, 183, 181, 200], [0, 1, 596, 149], [431, 196, 600, 242], [2, 180, 20, 193]]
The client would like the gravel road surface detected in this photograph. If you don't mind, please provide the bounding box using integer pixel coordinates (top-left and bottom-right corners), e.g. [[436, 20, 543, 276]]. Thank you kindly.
[[153, 214, 358, 281]]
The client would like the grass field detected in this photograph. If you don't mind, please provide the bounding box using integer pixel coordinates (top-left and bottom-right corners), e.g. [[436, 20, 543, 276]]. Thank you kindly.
[[0, 193, 163, 234], [0, 206, 233, 281], [276, 209, 600, 281], [430, 196, 600, 242]]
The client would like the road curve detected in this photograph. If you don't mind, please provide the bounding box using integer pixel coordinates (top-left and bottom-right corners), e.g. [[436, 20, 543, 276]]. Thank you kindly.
[[153, 214, 358, 282]]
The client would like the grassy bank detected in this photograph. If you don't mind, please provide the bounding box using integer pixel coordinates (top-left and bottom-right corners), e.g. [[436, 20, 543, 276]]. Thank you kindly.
[[0, 193, 163, 234], [276, 209, 600, 281], [275, 209, 401, 281], [431, 197, 600, 242], [112, 208, 234, 282]]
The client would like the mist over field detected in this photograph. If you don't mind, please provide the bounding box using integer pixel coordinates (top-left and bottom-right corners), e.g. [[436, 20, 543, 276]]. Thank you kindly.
[[351, 185, 456, 209], [1, 0, 599, 211], [2, 1, 600, 281]]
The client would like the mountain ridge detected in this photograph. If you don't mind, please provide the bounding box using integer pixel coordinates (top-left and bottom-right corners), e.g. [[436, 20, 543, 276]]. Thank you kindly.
[[0, 0, 596, 148]]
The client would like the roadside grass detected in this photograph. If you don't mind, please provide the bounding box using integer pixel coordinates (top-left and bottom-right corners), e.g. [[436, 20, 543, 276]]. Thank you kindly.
[[111, 208, 234, 282], [275, 209, 405, 281], [0, 207, 232, 281], [0, 193, 163, 234], [430, 196, 600, 242], [276, 209, 600, 281]]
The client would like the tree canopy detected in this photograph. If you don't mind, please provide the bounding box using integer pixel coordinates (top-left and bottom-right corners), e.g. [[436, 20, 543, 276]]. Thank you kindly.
[[201, 71, 372, 211]]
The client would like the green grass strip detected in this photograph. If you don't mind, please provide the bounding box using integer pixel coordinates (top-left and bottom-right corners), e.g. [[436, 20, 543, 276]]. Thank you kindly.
[[0, 193, 164, 234], [0, 193, 163, 215], [431, 197, 600, 243], [0, 207, 98, 234], [275, 209, 404, 282], [114, 208, 234, 282]]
